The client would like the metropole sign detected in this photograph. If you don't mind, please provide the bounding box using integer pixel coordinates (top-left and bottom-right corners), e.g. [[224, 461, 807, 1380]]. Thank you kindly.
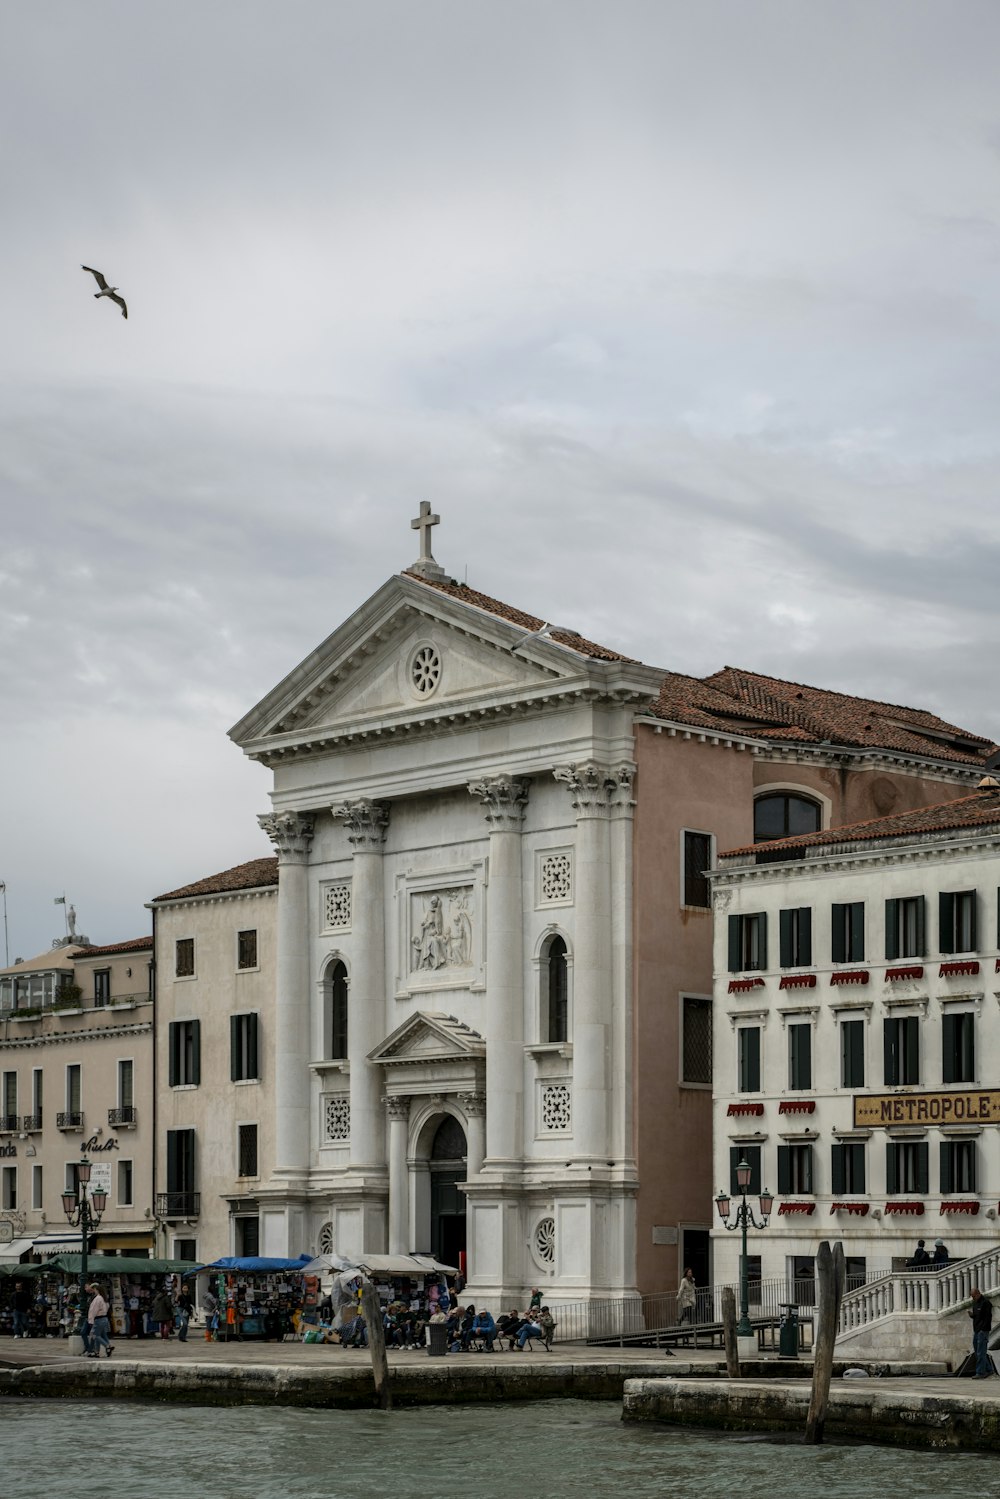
[[854, 1090, 1000, 1127]]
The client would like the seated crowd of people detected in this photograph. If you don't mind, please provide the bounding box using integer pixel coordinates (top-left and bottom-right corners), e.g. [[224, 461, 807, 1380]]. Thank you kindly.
[[308, 1285, 557, 1352]]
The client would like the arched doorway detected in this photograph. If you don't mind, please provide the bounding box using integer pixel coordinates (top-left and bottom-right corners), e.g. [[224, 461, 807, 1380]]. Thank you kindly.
[[430, 1114, 467, 1266]]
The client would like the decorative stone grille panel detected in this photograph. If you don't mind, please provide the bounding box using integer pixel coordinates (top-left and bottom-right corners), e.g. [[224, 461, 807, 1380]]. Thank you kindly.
[[323, 1095, 350, 1143], [317, 1221, 334, 1253], [541, 1084, 571, 1132], [533, 1216, 556, 1267], [323, 881, 352, 931], [410, 644, 442, 697], [537, 850, 573, 907]]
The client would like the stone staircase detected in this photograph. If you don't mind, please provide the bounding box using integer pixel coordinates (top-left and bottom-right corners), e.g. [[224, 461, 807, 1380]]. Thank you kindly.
[[836, 1245, 1000, 1361]]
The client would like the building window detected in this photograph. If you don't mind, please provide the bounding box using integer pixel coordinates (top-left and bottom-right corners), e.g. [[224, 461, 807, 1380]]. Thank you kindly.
[[779, 908, 812, 968], [1, 1071, 16, 1131], [94, 969, 111, 1006], [681, 996, 712, 1085], [236, 1216, 260, 1257], [788, 1023, 812, 1090], [939, 892, 977, 955], [32, 1069, 43, 1127], [831, 902, 865, 964], [237, 1124, 259, 1178], [175, 938, 195, 978], [237, 930, 258, 970], [729, 1145, 761, 1195], [546, 937, 568, 1044], [65, 1160, 81, 1195], [831, 1142, 865, 1194], [174, 1238, 198, 1262], [727, 913, 767, 972], [168, 1020, 201, 1087], [682, 831, 713, 908], [166, 1128, 197, 1202], [31, 1164, 43, 1211], [942, 1012, 975, 1085], [754, 793, 821, 843], [886, 1140, 928, 1194], [118, 1059, 134, 1111], [885, 897, 925, 961], [840, 1019, 865, 1089], [737, 1027, 761, 1092], [230, 1013, 260, 1082], [940, 1139, 977, 1194], [66, 1064, 81, 1115], [884, 1016, 919, 1086], [777, 1143, 814, 1194], [328, 962, 349, 1060], [118, 1159, 133, 1206], [1, 1166, 15, 1210]]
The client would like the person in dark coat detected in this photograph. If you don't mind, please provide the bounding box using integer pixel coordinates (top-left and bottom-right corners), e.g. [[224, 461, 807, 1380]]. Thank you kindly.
[[908, 1239, 929, 1268], [932, 1239, 950, 1264], [970, 1287, 994, 1377]]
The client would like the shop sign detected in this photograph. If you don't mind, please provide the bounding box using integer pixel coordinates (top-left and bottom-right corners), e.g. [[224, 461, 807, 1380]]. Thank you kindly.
[[82, 1135, 119, 1153], [0, 1142, 16, 1159], [854, 1090, 1000, 1127]]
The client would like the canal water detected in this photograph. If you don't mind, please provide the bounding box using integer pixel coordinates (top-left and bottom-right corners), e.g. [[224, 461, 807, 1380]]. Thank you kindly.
[[2, 1397, 990, 1499]]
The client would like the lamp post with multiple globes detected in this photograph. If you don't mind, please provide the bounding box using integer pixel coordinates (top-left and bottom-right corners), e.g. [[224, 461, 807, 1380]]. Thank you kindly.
[[61, 1154, 107, 1351], [715, 1156, 773, 1356]]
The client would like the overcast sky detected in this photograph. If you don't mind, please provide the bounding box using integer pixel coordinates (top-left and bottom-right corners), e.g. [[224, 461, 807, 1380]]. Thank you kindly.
[[3, 1, 1000, 959]]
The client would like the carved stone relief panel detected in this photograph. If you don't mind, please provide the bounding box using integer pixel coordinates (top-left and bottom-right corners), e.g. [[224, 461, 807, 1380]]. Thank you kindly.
[[394, 861, 487, 997]]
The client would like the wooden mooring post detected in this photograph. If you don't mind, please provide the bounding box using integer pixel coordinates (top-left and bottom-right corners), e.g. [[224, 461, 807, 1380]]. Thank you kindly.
[[804, 1240, 845, 1444], [721, 1286, 740, 1379], [360, 1279, 391, 1410]]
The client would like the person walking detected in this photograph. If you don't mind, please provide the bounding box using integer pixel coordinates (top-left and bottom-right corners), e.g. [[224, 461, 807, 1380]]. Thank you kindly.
[[86, 1284, 113, 1359], [677, 1267, 698, 1326], [11, 1281, 31, 1339], [202, 1287, 219, 1342], [151, 1287, 174, 1338], [970, 1287, 994, 1378], [175, 1288, 194, 1343]]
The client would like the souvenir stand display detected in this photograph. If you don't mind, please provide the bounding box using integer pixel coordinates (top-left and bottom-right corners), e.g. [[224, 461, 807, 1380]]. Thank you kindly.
[[195, 1255, 313, 1341], [1, 1254, 198, 1338]]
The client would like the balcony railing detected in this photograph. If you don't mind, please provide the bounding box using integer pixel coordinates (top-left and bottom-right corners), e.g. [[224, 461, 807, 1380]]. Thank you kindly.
[[56, 1111, 84, 1130], [155, 1192, 200, 1220], [0, 1115, 18, 1133], [21, 1114, 41, 1133], [108, 1105, 137, 1128]]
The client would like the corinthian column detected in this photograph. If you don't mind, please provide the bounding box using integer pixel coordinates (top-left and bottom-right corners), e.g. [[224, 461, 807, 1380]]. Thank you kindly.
[[468, 775, 529, 1168], [459, 1091, 487, 1176], [258, 810, 315, 1181], [553, 764, 633, 1162], [385, 1094, 410, 1254], [333, 798, 390, 1173]]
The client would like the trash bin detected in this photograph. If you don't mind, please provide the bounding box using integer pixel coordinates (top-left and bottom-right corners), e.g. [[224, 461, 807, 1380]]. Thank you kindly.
[[779, 1302, 799, 1358], [428, 1322, 449, 1357]]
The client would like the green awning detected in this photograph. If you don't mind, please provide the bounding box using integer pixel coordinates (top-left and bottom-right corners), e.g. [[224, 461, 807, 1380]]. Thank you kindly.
[[29, 1255, 202, 1276]]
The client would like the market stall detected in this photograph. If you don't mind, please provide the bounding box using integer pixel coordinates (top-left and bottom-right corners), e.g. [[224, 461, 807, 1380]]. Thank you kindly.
[[2, 1254, 198, 1339], [193, 1255, 313, 1341]]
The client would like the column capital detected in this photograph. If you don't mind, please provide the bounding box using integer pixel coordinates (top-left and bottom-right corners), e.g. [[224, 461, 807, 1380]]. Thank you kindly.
[[333, 798, 391, 849], [553, 762, 635, 818], [384, 1094, 411, 1122], [458, 1090, 487, 1118], [258, 810, 315, 860], [467, 775, 529, 830]]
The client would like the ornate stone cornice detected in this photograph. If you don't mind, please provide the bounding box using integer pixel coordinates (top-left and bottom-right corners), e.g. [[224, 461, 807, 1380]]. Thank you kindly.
[[384, 1094, 411, 1121], [553, 762, 635, 818], [333, 799, 390, 849], [458, 1090, 486, 1118], [258, 810, 315, 860], [0, 1020, 153, 1051], [467, 775, 529, 830]]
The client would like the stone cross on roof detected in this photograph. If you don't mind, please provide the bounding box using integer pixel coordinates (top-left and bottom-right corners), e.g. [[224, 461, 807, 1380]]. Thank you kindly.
[[408, 501, 446, 579]]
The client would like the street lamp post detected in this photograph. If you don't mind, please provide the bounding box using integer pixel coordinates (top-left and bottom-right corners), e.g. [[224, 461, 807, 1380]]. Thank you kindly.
[[715, 1157, 773, 1355], [61, 1154, 107, 1354]]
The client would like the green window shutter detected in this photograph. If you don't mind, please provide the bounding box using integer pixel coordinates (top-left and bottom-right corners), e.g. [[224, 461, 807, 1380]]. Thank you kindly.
[[748, 1147, 761, 1196], [850, 903, 865, 962], [885, 899, 899, 961], [191, 1020, 201, 1087], [883, 1018, 896, 1087], [939, 892, 955, 955], [831, 904, 846, 964], [729, 1147, 740, 1195], [800, 908, 812, 967], [916, 1142, 929, 1194], [168, 1023, 179, 1088], [942, 1013, 956, 1086], [756, 914, 767, 971], [905, 1017, 919, 1085], [248, 1014, 259, 1080], [969, 895, 978, 952], [803, 1145, 814, 1193], [230, 1015, 240, 1082], [728, 915, 740, 973], [831, 1144, 845, 1196], [166, 1130, 178, 1194], [886, 1143, 897, 1195], [940, 1141, 952, 1196], [779, 910, 793, 968], [914, 897, 926, 958], [777, 1146, 791, 1195]]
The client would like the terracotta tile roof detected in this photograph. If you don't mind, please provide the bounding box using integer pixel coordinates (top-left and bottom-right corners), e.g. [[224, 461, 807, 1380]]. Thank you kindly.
[[403, 571, 638, 663], [153, 857, 279, 903], [74, 936, 153, 958], [720, 784, 1000, 861], [650, 665, 994, 765]]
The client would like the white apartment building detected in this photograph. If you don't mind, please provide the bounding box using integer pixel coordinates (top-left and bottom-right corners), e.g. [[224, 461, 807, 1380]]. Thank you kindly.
[[710, 779, 1000, 1295]]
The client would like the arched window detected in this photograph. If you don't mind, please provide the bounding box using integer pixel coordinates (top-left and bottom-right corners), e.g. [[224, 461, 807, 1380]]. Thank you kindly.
[[754, 793, 821, 844], [329, 961, 348, 1059], [547, 936, 568, 1044]]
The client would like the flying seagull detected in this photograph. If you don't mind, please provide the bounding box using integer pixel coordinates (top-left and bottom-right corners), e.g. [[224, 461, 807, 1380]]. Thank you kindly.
[[81, 265, 127, 319], [508, 621, 583, 654]]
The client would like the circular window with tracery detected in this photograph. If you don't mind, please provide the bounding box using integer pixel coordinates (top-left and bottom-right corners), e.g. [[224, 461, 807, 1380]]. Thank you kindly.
[[533, 1216, 556, 1267], [410, 644, 442, 698], [317, 1221, 334, 1253]]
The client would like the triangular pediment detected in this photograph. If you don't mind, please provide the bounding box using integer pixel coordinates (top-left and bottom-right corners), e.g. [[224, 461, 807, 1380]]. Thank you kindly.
[[369, 1010, 486, 1066]]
